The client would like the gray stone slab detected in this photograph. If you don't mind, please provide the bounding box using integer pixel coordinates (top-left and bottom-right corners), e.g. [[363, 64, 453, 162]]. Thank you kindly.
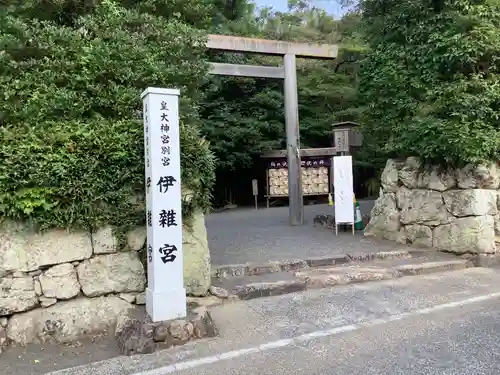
[[212, 271, 299, 291]]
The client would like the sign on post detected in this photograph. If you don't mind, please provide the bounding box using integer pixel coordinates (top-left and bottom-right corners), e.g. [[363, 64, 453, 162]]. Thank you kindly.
[[333, 155, 354, 235], [252, 179, 258, 209], [142, 87, 186, 322], [334, 129, 350, 153]]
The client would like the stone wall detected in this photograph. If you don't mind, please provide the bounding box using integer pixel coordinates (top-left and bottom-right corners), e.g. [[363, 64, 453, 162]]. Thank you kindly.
[[0, 212, 211, 348], [365, 158, 499, 254]]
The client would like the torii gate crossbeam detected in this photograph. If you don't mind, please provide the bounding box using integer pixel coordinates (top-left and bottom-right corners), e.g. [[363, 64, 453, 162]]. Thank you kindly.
[[207, 34, 339, 226]]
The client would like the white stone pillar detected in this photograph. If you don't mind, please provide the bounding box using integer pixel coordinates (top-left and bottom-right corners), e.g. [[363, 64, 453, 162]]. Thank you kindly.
[[142, 87, 186, 322]]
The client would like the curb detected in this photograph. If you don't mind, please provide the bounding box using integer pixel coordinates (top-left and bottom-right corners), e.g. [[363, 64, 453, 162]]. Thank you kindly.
[[224, 259, 472, 301], [473, 254, 500, 268], [233, 280, 307, 300], [394, 259, 473, 276], [213, 250, 414, 279]]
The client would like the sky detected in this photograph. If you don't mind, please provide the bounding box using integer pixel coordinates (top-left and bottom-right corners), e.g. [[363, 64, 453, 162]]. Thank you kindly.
[[252, 0, 346, 17]]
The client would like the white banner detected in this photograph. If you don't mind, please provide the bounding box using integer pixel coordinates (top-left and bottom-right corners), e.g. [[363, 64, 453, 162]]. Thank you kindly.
[[142, 87, 186, 322], [333, 155, 354, 224]]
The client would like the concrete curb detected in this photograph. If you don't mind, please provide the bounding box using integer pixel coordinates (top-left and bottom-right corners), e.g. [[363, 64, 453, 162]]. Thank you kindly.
[[394, 259, 473, 276], [213, 250, 414, 279], [233, 280, 307, 300], [473, 254, 500, 267], [225, 259, 472, 301]]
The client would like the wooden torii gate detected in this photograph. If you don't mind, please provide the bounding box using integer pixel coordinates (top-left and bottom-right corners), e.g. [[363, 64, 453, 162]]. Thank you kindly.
[[207, 34, 339, 226]]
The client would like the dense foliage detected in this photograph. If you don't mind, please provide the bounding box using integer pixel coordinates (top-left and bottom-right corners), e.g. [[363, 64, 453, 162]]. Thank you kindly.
[[1, 0, 393, 229], [202, 3, 369, 204], [359, 0, 500, 166], [3, 0, 496, 225], [0, 1, 215, 230]]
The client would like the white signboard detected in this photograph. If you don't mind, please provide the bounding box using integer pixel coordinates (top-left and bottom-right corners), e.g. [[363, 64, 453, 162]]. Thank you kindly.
[[252, 179, 258, 196], [333, 155, 354, 224], [252, 179, 258, 210], [142, 87, 186, 322]]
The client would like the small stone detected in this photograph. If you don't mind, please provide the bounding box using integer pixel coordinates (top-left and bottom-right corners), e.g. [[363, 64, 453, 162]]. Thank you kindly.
[[215, 265, 247, 278], [5, 225, 93, 272], [184, 322, 194, 337], [0, 318, 8, 328], [119, 293, 136, 304], [169, 320, 191, 341], [0, 327, 8, 354], [397, 187, 450, 225], [457, 163, 500, 189], [12, 271, 27, 278], [209, 286, 229, 299], [72, 262, 80, 266], [186, 296, 221, 308], [92, 226, 118, 254], [192, 321, 206, 339], [135, 292, 146, 305], [153, 324, 170, 342], [115, 318, 155, 356], [0, 277, 38, 316], [398, 157, 421, 189], [433, 216, 496, 254], [40, 263, 80, 300], [8, 295, 132, 345], [28, 270, 42, 277], [126, 227, 146, 251], [418, 166, 456, 191], [381, 159, 401, 192], [364, 193, 402, 241], [33, 279, 42, 296], [443, 189, 497, 217], [192, 306, 207, 318], [165, 335, 189, 348], [401, 225, 433, 248], [77, 252, 145, 297], [202, 312, 218, 338], [190, 307, 213, 339], [39, 296, 57, 308]]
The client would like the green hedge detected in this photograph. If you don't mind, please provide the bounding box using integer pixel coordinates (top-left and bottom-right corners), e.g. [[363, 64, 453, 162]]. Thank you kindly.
[[0, 3, 215, 231], [359, 0, 500, 166]]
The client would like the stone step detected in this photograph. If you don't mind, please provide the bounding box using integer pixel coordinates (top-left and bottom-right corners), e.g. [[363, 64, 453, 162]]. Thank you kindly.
[[211, 253, 473, 301], [212, 249, 427, 279]]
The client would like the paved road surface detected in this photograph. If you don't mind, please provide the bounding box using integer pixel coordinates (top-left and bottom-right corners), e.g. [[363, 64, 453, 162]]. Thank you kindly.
[[48, 267, 500, 375], [172, 298, 500, 375], [205, 200, 382, 266]]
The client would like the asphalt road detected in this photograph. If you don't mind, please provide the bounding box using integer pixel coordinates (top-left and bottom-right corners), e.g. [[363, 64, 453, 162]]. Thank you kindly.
[[172, 298, 500, 375], [48, 267, 500, 375]]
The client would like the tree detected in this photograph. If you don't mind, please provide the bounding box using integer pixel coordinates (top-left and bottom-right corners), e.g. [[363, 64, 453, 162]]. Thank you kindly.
[[359, 0, 500, 166], [200, 2, 368, 205]]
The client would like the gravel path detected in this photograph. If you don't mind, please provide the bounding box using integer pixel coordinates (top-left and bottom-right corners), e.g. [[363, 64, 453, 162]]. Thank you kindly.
[[204, 200, 410, 266]]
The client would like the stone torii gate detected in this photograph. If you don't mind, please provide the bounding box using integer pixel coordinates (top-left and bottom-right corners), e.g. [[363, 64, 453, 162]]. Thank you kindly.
[[207, 34, 339, 226]]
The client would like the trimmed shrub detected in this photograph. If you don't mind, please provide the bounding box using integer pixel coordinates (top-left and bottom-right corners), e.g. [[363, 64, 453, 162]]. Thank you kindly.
[[359, 0, 500, 166], [0, 2, 215, 231]]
